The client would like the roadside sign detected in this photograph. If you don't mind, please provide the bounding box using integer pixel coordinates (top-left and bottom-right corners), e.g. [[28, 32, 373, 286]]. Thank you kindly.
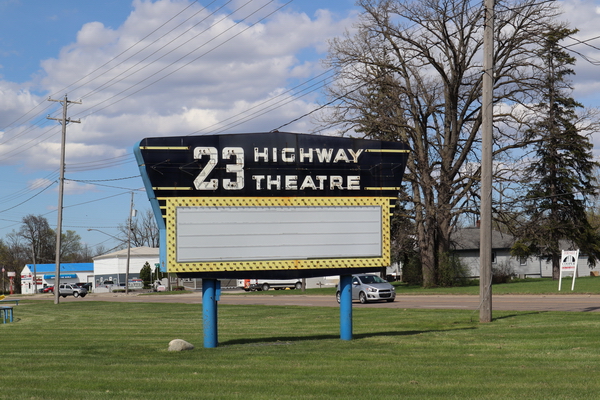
[[559, 250, 579, 291], [135, 132, 410, 278]]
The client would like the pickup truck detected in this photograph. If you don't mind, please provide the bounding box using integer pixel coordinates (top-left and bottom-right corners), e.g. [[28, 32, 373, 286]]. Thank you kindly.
[[58, 283, 88, 298], [238, 279, 303, 292]]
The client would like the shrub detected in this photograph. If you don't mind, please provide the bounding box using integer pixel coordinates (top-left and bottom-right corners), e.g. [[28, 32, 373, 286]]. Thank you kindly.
[[437, 252, 470, 287], [401, 254, 423, 286], [492, 261, 516, 284]]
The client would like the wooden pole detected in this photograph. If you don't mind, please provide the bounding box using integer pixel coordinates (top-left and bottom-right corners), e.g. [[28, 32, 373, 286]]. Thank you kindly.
[[480, 0, 494, 323]]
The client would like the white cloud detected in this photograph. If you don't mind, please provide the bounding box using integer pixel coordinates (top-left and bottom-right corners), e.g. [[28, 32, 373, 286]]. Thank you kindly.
[[28, 178, 54, 191], [559, 0, 600, 103], [0, 0, 357, 172], [63, 180, 97, 195]]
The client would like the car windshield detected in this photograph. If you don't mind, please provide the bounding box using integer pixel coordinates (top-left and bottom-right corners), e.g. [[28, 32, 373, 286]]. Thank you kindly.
[[358, 275, 386, 284]]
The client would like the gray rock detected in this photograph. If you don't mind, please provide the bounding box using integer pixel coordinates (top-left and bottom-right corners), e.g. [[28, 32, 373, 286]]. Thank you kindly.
[[168, 339, 194, 351]]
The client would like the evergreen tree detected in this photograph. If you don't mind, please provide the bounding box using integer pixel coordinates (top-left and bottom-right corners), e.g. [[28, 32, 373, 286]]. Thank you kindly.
[[140, 262, 153, 289], [513, 25, 600, 279]]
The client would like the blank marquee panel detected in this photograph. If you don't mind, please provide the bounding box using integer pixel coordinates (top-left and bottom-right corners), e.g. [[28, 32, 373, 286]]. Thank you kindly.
[[176, 206, 382, 262]]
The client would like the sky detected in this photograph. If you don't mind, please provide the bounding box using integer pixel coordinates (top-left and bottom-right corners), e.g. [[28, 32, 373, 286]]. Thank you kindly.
[[0, 0, 599, 257]]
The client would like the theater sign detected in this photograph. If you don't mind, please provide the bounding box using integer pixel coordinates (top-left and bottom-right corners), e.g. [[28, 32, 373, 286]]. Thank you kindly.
[[135, 132, 410, 278]]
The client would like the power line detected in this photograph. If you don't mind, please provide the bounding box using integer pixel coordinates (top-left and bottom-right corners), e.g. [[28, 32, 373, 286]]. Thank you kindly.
[[80, 0, 233, 101], [0, 1, 202, 134], [62, 1, 205, 100], [0, 179, 56, 214], [1, 0, 302, 154], [190, 69, 337, 135], [73, 0, 288, 121]]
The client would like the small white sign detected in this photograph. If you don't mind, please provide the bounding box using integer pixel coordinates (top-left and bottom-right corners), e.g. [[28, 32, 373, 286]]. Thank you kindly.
[[559, 250, 579, 291]]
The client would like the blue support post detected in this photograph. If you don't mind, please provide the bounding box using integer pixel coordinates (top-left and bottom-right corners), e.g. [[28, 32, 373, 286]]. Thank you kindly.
[[203, 279, 218, 348], [339, 274, 353, 341]]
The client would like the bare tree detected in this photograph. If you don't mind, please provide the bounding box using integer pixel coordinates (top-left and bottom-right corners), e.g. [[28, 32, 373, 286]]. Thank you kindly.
[[77, 244, 95, 263], [18, 215, 54, 264], [0, 235, 28, 292], [323, 0, 559, 286], [17, 215, 84, 263], [117, 209, 159, 248], [59, 230, 84, 262]]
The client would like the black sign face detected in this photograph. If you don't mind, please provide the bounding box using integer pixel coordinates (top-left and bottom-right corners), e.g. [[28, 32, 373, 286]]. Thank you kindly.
[[136, 132, 410, 198]]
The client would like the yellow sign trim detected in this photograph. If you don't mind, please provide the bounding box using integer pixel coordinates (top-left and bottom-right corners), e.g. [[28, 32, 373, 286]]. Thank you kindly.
[[166, 197, 391, 273]]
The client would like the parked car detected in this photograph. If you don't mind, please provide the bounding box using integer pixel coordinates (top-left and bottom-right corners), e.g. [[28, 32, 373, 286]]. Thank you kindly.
[[336, 274, 396, 304], [58, 283, 88, 298], [41, 286, 54, 293], [74, 282, 92, 291]]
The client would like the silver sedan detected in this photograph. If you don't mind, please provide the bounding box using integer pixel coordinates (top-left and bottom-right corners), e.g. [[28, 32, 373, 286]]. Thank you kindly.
[[336, 274, 396, 303]]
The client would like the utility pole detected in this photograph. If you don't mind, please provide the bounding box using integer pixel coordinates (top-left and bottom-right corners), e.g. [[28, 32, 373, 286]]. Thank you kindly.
[[31, 242, 37, 295], [48, 95, 81, 305], [479, 0, 494, 323], [125, 192, 135, 295]]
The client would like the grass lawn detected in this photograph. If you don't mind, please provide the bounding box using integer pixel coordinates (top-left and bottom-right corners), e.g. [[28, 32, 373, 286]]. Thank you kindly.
[[1, 298, 600, 399], [395, 275, 600, 295]]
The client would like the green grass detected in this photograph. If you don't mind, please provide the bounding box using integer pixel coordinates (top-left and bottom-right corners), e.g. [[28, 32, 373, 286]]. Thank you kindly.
[[2, 299, 600, 399], [393, 275, 600, 295]]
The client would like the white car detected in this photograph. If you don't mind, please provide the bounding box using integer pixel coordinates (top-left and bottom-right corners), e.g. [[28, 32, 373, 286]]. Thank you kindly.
[[336, 274, 396, 303], [238, 279, 303, 291]]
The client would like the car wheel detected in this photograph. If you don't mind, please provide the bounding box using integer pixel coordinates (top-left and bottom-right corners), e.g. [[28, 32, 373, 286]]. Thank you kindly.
[[73, 292, 79, 298], [61, 295, 66, 298], [359, 292, 367, 304], [261, 283, 269, 291], [80, 294, 86, 298], [295, 282, 302, 290], [336, 291, 341, 303]]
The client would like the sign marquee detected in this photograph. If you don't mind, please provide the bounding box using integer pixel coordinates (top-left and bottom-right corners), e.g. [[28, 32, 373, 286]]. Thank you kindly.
[[135, 132, 410, 278]]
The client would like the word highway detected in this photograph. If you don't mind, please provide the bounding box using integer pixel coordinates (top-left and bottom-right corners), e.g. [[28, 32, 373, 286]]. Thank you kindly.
[[193, 146, 365, 192]]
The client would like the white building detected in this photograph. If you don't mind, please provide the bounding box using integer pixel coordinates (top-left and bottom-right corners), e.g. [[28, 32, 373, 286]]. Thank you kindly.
[[93, 246, 159, 290], [21, 263, 94, 294], [451, 227, 595, 278]]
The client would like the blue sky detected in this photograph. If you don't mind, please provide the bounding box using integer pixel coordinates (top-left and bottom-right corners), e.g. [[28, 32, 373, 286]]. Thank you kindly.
[[0, 0, 599, 256], [0, 0, 360, 254]]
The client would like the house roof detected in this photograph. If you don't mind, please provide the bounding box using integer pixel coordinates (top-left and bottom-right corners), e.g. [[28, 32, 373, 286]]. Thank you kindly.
[[24, 263, 94, 273], [93, 246, 159, 261], [451, 227, 516, 251]]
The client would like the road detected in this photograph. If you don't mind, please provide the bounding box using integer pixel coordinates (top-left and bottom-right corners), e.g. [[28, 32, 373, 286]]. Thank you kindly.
[[46, 291, 600, 312]]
